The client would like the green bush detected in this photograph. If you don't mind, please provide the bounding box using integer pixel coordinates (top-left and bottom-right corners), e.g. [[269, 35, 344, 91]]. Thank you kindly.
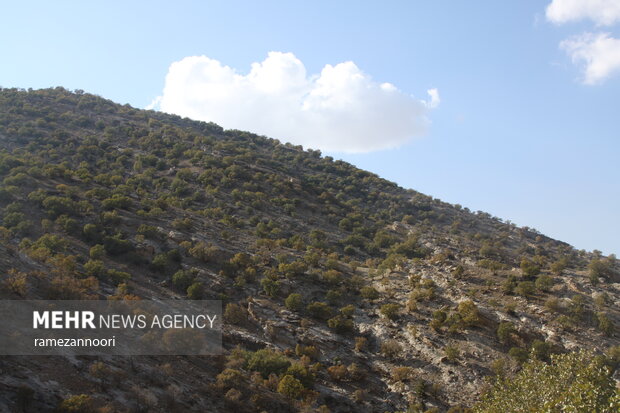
[[89, 244, 105, 259], [277, 375, 305, 399], [508, 347, 529, 364], [380, 303, 401, 321], [535, 274, 553, 292], [284, 293, 303, 312], [57, 394, 94, 412], [306, 301, 332, 320], [187, 281, 204, 299], [530, 339, 552, 362], [224, 303, 246, 324], [286, 362, 315, 387], [107, 269, 131, 284], [260, 276, 280, 297], [246, 348, 291, 377], [327, 315, 355, 333], [474, 351, 620, 412], [102, 234, 133, 255], [597, 312, 615, 336], [457, 299, 480, 327], [520, 257, 540, 278], [497, 322, 516, 345], [101, 194, 132, 210], [515, 281, 535, 297], [589, 257, 615, 283], [172, 270, 194, 291], [360, 286, 379, 300], [83, 260, 106, 278]]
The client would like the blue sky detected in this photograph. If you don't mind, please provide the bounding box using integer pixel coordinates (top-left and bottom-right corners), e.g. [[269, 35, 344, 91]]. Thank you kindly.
[[1, 1, 618, 255]]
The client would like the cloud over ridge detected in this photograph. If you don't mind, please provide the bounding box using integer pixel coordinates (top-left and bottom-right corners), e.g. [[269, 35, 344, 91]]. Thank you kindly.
[[149, 52, 438, 153]]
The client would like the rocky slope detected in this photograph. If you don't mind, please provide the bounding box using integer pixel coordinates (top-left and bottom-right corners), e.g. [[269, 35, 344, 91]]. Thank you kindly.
[[0, 87, 617, 412]]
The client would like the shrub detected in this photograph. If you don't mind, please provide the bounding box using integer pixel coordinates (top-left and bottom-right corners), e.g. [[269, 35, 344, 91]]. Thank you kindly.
[[569, 295, 586, 320], [83, 223, 102, 242], [277, 375, 305, 399], [325, 289, 341, 305], [430, 309, 447, 331], [57, 394, 93, 412], [246, 348, 291, 377], [172, 270, 194, 291], [101, 194, 132, 210], [89, 244, 105, 259], [509, 347, 529, 364], [445, 345, 460, 362], [531, 340, 551, 362], [32, 233, 68, 253], [340, 304, 355, 317], [378, 253, 406, 271], [137, 224, 160, 239], [497, 322, 516, 345], [327, 315, 354, 333], [474, 351, 620, 412], [285, 293, 303, 312], [597, 312, 615, 336], [103, 234, 133, 255], [327, 364, 348, 382], [544, 297, 561, 312], [4, 269, 27, 296], [520, 257, 540, 278], [260, 276, 280, 297], [550, 258, 568, 275], [107, 269, 131, 284], [354, 336, 368, 352], [360, 286, 379, 300], [457, 299, 480, 327], [306, 301, 332, 320], [42, 196, 77, 217], [295, 344, 319, 360], [224, 303, 246, 324], [535, 274, 553, 292], [322, 269, 342, 285], [285, 363, 315, 387], [380, 303, 401, 321], [83, 259, 106, 278], [515, 281, 535, 297], [187, 281, 204, 299], [391, 366, 414, 382], [381, 339, 402, 359], [478, 259, 506, 271], [189, 241, 219, 262], [589, 257, 614, 282]]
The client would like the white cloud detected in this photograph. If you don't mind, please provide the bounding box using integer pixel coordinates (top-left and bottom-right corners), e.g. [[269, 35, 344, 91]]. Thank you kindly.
[[149, 52, 437, 153], [546, 0, 620, 26], [560, 32, 620, 84], [426, 88, 440, 109]]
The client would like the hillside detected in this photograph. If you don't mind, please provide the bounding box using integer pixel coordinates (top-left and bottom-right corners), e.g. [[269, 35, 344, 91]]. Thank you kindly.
[[0, 87, 618, 412]]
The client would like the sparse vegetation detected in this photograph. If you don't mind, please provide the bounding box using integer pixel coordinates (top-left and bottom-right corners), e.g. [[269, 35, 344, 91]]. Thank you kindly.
[[0, 87, 617, 412]]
